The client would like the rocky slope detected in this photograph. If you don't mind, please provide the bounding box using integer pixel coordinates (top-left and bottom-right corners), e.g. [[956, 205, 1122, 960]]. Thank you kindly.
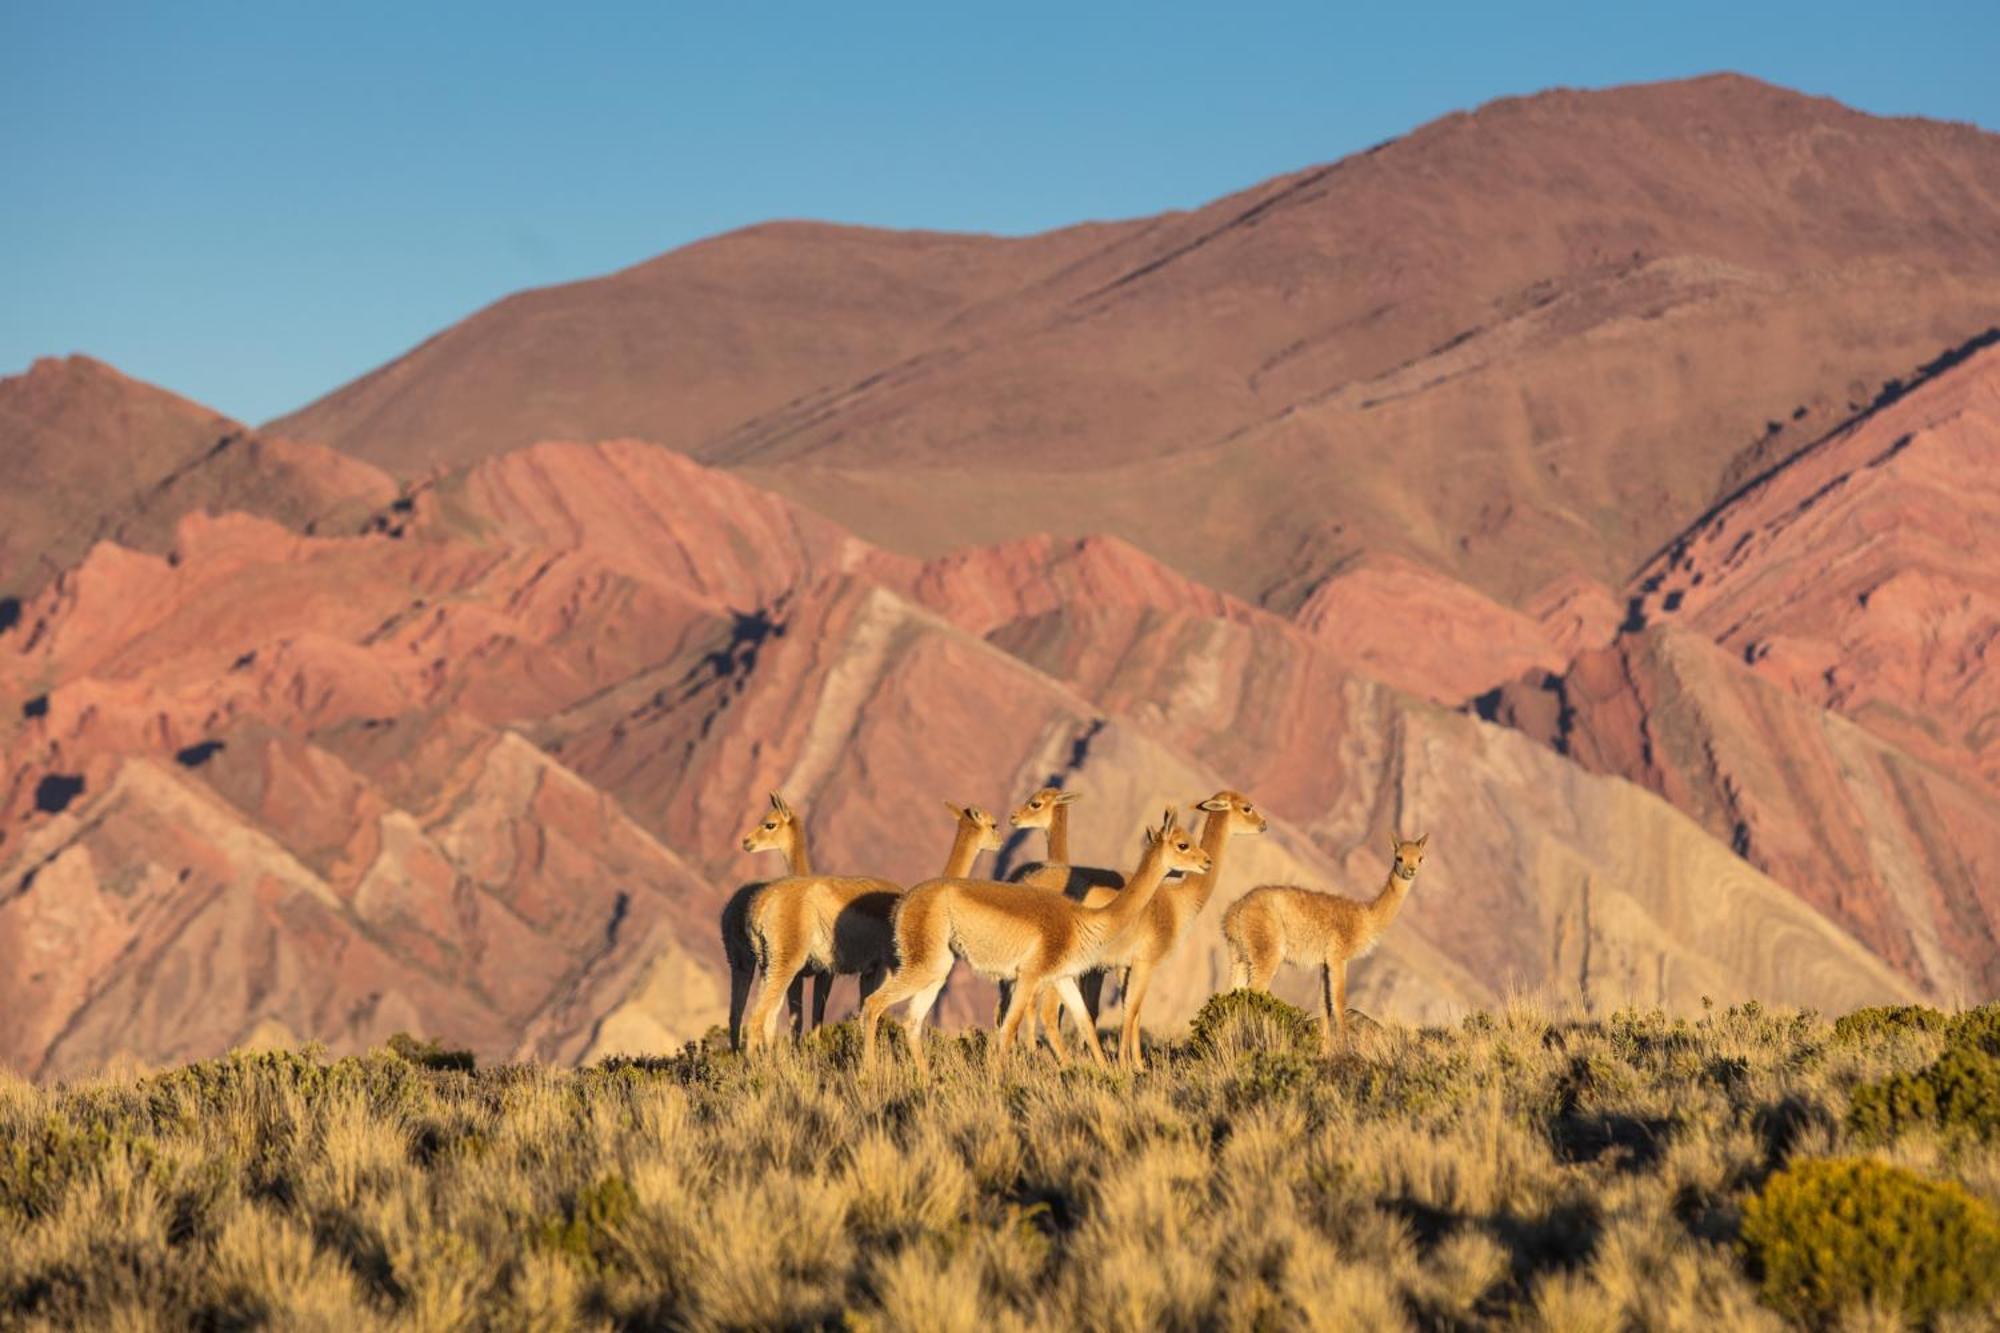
[[0, 355, 393, 605], [1623, 337, 2000, 800], [1, 380, 1934, 1076], [270, 76, 2000, 609]]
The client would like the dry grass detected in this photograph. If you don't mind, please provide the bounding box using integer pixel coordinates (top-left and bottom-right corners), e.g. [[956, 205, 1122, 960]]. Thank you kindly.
[[2, 997, 1997, 1330]]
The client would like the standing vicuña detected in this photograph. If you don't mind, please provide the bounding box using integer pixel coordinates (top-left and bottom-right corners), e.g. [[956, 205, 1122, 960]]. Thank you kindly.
[[1037, 789, 1267, 1068], [1223, 832, 1430, 1048], [733, 793, 1001, 1049], [861, 808, 1212, 1075], [998, 785, 1125, 1028]]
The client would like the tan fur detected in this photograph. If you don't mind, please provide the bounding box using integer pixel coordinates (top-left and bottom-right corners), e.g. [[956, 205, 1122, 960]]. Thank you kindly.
[[997, 785, 1125, 1033], [1223, 832, 1430, 1049], [1035, 790, 1268, 1068], [861, 809, 1212, 1075], [736, 793, 999, 1049]]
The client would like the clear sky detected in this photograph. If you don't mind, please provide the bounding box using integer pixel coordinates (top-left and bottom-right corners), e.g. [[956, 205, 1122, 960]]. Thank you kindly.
[[5, 1, 1997, 424]]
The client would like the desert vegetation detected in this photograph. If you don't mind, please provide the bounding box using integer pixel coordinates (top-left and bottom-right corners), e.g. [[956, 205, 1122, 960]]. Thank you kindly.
[[5, 998, 2000, 1330]]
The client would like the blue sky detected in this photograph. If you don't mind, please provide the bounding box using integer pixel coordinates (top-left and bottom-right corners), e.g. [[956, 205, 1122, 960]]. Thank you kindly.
[[4, 2, 1997, 424]]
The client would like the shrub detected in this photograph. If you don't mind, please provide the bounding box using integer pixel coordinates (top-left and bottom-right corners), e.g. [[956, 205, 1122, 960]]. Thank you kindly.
[[385, 1032, 476, 1072], [1830, 1005, 1946, 1045], [1222, 1049, 1316, 1109], [1740, 1157, 2000, 1325], [535, 1174, 637, 1274], [1848, 1039, 2000, 1142], [1946, 1003, 2000, 1055], [1186, 989, 1322, 1061]]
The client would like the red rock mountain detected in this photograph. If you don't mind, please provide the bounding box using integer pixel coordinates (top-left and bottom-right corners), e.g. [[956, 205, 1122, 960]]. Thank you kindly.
[[271, 75, 2000, 610], [6, 74, 1998, 1077]]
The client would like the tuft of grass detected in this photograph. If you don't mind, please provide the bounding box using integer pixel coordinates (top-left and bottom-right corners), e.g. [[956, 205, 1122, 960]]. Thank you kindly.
[[3, 1001, 1998, 1328]]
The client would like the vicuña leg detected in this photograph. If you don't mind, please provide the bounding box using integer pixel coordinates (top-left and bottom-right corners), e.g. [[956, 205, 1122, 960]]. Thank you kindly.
[[994, 972, 1038, 1053], [809, 966, 832, 1031], [1245, 925, 1283, 991], [898, 975, 949, 1077], [1320, 958, 1350, 1052], [1052, 977, 1107, 1066], [748, 939, 814, 1048], [860, 963, 942, 1070], [1117, 958, 1158, 1070], [1034, 985, 1070, 1062], [727, 955, 755, 1051]]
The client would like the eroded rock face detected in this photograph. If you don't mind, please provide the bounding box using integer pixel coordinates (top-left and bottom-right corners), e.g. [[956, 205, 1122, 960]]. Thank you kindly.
[[0, 386, 1945, 1076], [1626, 343, 2000, 800], [1481, 626, 2000, 1000], [1294, 553, 1573, 705]]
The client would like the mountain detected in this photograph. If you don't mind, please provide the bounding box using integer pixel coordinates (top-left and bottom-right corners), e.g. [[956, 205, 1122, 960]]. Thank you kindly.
[[1623, 335, 2000, 799], [0, 355, 394, 605], [1477, 340, 2000, 1001], [269, 75, 2000, 609], [0, 391, 1928, 1077]]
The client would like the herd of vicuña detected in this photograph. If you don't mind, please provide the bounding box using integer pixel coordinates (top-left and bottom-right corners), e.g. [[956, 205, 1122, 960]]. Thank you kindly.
[[724, 786, 1429, 1070]]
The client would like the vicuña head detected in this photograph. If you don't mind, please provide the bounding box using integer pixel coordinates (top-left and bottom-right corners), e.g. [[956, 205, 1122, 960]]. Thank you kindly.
[[1390, 831, 1429, 882], [1007, 785, 1078, 831], [1196, 789, 1269, 837], [741, 791, 801, 862], [943, 800, 1006, 873], [1149, 807, 1214, 880]]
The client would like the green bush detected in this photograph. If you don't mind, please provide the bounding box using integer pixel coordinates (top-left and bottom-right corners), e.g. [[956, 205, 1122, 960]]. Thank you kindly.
[[1740, 1157, 2000, 1325], [385, 1031, 476, 1072], [535, 1174, 638, 1274], [1186, 989, 1322, 1061], [1848, 1036, 2000, 1143], [1831, 1005, 1946, 1045], [1945, 1003, 2000, 1055]]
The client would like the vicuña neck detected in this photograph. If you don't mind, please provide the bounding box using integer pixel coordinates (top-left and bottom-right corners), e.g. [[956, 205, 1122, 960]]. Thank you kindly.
[[942, 824, 986, 879], [1368, 866, 1415, 927], [1171, 811, 1236, 913], [1086, 840, 1173, 939], [1046, 803, 1070, 864], [783, 829, 812, 877]]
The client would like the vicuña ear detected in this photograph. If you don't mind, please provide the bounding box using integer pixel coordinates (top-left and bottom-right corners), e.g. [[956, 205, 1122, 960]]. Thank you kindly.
[[1054, 790, 1081, 805], [942, 800, 965, 820], [1162, 806, 1180, 832], [1199, 796, 1231, 812], [1389, 832, 1401, 856], [1417, 832, 1430, 848], [770, 791, 791, 817]]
